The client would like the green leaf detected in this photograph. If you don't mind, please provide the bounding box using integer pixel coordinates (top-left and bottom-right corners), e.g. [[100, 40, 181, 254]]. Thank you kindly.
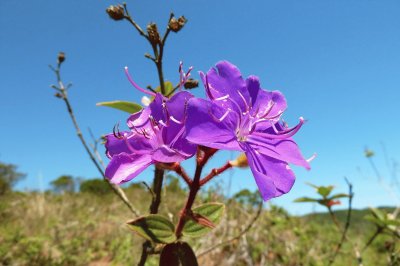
[[317, 186, 334, 198], [160, 242, 198, 266], [126, 214, 176, 244], [364, 215, 386, 227], [154, 81, 174, 97], [305, 182, 320, 189], [96, 100, 142, 114], [294, 197, 319, 203], [370, 208, 386, 221], [329, 193, 350, 200], [182, 202, 225, 238], [386, 219, 400, 227]]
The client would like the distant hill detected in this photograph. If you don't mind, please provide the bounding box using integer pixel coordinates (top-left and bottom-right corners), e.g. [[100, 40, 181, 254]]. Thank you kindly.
[[302, 206, 396, 233]]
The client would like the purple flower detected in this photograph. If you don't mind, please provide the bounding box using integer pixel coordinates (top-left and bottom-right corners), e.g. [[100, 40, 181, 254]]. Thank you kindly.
[[105, 91, 196, 184], [185, 61, 311, 201]]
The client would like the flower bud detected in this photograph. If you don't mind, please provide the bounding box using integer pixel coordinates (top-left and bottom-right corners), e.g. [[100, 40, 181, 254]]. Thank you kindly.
[[54, 92, 63, 98], [230, 153, 248, 168], [169, 16, 187, 33], [184, 78, 199, 89], [147, 23, 161, 45], [364, 148, 374, 158], [57, 52, 65, 64], [106, 5, 125, 21]]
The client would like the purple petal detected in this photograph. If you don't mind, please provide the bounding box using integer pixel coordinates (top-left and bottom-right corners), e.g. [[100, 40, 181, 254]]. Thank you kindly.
[[202, 61, 250, 113], [149, 93, 165, 121], [246, 76, 287, 119], [185, 98, 242, 151], [105, 133, 153, 158], [127, 93, 165, 130], [105, 153, 153, 184], [152, 145, 190, 163], [246, 135, 310, 169], [127, 106, 151, 130], [245, 147, 295, 201], [162, 91, 193, 145]]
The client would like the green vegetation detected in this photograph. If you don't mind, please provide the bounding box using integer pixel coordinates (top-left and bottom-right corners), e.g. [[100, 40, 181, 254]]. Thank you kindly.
[[1, 182, 398, 265], [0, 162, 25, 196]]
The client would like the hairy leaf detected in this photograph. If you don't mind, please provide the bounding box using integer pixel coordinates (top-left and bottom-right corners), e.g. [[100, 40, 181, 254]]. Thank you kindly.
[[126, 214, 176, 244], [182, 202, 225, 238]]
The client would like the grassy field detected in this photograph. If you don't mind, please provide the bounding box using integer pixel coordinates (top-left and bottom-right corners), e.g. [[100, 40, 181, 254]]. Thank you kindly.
[[0, 181, 398, 266]]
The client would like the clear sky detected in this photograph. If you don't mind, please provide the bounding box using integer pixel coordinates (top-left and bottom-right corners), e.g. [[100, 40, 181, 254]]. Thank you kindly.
[[1, 0, 399, 215]]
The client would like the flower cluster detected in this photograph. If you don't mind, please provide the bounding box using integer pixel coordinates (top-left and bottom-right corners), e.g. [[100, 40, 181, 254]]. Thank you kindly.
[[105, 61, 310, 201]]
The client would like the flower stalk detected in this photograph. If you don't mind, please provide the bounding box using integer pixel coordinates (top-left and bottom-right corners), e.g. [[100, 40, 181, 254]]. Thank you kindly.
[[174, 147, 231, 239]]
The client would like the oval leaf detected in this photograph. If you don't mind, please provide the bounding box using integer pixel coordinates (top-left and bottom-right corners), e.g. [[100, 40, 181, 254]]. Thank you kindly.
[[182, 202, 224, 238], [126, 214, 176, 244], [96, 100, 142, 113], [160, 242, 198, 266], [294, 197, 319, 203], [329, 193, 349, 200], [317, 186, 334, 198]]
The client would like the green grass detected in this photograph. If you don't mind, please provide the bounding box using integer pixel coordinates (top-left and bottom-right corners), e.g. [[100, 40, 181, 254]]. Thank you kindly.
[[0, 187, 398, 266]]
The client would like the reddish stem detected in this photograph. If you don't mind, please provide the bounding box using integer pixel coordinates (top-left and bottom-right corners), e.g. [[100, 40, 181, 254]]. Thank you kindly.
[[175, 162, 203, 238], [158, 162, 192, 186], [174, 147, 217, 238], [174, 147, 234, 239], [200, 162, 232, 186]]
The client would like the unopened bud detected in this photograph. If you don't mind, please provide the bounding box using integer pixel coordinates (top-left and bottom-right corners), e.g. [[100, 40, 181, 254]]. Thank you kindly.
[[147, 23, 160, 45], [184, 78, 199, 89], [364, 148, 374, 158], [230, 153, 248, 168], [106, 5, 125, 21], [169, 16, 187, 33], [57, 52, 65, 64], [54, 92, 63, 98]]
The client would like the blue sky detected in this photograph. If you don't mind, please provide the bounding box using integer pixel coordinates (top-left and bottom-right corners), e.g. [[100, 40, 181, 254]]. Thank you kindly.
[[1, 0, 399, 215]]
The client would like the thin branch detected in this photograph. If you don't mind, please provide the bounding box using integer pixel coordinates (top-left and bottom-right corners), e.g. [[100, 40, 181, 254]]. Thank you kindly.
[[197, 200, 263, 257], [161, 13, 174, 46], [362, 227, 383, 252], [328, 178, 354, 265], [49, 62, 140, 218], [122, 3, 148, 40], [327, 206, 341, 231], [88, 127, 105, 169], [141, 181, 155, 199]]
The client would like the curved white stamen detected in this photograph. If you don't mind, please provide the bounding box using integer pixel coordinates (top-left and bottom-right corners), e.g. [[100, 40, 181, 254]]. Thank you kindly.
[[159, 120, 167, 127], [169, 125, 185, 147], [209, 109, 231, 122], [215, 94, 229, 101], [237, 90, 250, 112], [124, 67, 156, 96], [204, 74, 217, 100], [170, 115, 183, 124], [257, 100, 275, 119], [306, 153, 317, 163], [252, 117, 305, 139]]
